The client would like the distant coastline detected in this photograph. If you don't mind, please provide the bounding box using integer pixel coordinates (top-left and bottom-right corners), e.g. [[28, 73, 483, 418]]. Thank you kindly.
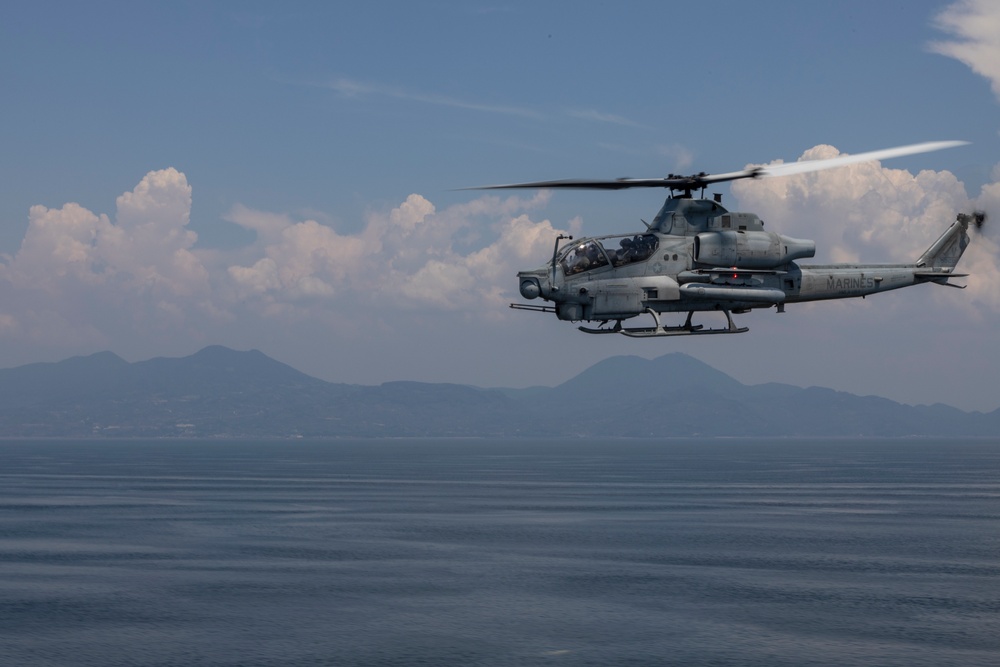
[[0, 347, 996, 439]]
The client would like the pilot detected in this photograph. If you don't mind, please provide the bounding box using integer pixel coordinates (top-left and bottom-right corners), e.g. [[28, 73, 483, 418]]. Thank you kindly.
[[635, 235, 654, 259], [616, 238, 635, 265], [586, 243, 604, 268], [569, 246, 590, 274]]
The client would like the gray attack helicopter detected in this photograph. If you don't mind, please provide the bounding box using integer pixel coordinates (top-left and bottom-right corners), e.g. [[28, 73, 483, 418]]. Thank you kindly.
[[474, 140, 984, 337]]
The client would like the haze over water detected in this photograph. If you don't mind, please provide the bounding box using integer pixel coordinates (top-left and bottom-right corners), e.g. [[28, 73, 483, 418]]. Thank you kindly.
[[1, 438, 998, 666]]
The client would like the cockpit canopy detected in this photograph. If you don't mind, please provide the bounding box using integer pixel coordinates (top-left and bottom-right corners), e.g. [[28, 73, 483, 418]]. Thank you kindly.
[[560, 234, 659, 275]]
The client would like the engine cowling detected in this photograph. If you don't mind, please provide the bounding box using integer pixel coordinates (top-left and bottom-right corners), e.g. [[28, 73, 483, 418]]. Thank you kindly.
[[693, 230, 815, 269]]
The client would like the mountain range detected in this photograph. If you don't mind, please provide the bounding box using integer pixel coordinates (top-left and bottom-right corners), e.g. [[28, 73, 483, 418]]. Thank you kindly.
[[0, 346, 995, 438]]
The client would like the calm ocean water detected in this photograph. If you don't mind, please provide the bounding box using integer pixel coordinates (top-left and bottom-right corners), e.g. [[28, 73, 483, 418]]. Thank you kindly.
[[0, 438, 997, 666]]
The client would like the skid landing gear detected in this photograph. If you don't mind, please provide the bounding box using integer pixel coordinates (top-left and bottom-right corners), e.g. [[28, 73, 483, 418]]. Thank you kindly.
[[579, 308, 749, 337]]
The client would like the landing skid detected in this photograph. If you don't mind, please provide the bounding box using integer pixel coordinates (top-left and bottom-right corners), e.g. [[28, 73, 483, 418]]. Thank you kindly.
[[578, 309, 748, 337]]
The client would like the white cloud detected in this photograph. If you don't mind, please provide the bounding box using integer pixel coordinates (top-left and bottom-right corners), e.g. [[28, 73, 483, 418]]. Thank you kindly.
[[399, 212, 574, 312], [965, 178, 1000, 311], [0, 170, 573, 357], [226, 191, 570, 316], [2, 168, 208, 300], [929, 0, 1000, 103], [11, 202, 114, 287], [0, 168, 217, 350], [227, 218, 364, 301]]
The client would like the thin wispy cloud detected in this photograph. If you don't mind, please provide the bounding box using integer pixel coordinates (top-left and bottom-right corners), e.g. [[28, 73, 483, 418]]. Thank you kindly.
[[655, 144, 695, 171], [568, 109, 646, 128], [324, 77, 542, 119], [596, 142, 695, 171], [323, 77, 650, 129]]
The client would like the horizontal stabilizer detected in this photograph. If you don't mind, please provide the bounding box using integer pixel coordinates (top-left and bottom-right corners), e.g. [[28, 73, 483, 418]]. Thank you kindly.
[[914, 271, 968, 279]]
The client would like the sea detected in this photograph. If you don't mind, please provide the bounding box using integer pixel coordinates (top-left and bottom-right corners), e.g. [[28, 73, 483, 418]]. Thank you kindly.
[[0, 438, 997, 666]]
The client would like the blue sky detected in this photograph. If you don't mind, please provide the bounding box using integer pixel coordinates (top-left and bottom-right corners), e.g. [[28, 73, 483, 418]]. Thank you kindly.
[[2, 1, 1000, 411]]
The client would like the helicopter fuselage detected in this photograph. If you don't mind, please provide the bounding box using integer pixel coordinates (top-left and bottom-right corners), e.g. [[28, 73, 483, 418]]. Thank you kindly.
[[513, 197, 973, 336]]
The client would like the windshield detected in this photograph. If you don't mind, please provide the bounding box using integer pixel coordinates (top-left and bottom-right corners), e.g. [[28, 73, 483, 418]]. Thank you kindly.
[[560, 240, 610, 275], [560, 235, 659, 275], [559, 234, 660, 276]]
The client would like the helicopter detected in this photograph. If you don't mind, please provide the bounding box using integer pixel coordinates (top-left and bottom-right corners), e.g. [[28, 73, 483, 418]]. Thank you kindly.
[[473, 141, 985, 337]]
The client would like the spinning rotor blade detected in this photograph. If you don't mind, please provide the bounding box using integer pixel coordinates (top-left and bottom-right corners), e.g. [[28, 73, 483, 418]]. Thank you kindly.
[[750, 140, 969, 179], [459, 177, 696, 190], [465, 140, 968, 191]]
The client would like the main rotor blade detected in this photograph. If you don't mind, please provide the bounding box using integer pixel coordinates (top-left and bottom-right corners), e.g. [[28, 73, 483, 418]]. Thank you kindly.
[[459, 177, 690, 190], [753, 140, 969, 179], [462, 140, 968, 192]]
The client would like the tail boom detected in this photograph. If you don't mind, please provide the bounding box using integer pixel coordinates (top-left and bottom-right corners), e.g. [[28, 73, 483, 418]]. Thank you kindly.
[[790, 212, 975, 302]]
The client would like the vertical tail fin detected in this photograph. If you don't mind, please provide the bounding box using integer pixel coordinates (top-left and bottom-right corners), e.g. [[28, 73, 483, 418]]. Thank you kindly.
[[915, 213, 975, 270]]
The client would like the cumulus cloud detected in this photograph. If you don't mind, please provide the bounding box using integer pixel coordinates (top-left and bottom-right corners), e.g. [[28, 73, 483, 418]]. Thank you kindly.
[[731, 144, 1000, 311], [399, 211, 575, 312], [227, 217, 364, 300], [0, 168, 214, 324], [5, 168, 207, 298], [0, 168, 229, 358], [929, 0, 1000, 103], [225, 190, 569, 316], [0, 168, 572, 355]]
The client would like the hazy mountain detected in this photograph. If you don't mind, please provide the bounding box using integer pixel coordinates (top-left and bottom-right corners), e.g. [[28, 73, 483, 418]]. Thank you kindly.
[[511, 353, 994, 437], [0, 347, 994, 438]]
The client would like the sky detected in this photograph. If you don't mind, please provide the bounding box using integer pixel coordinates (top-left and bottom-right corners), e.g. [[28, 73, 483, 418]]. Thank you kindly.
[[2, 0, 1000, 411]]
